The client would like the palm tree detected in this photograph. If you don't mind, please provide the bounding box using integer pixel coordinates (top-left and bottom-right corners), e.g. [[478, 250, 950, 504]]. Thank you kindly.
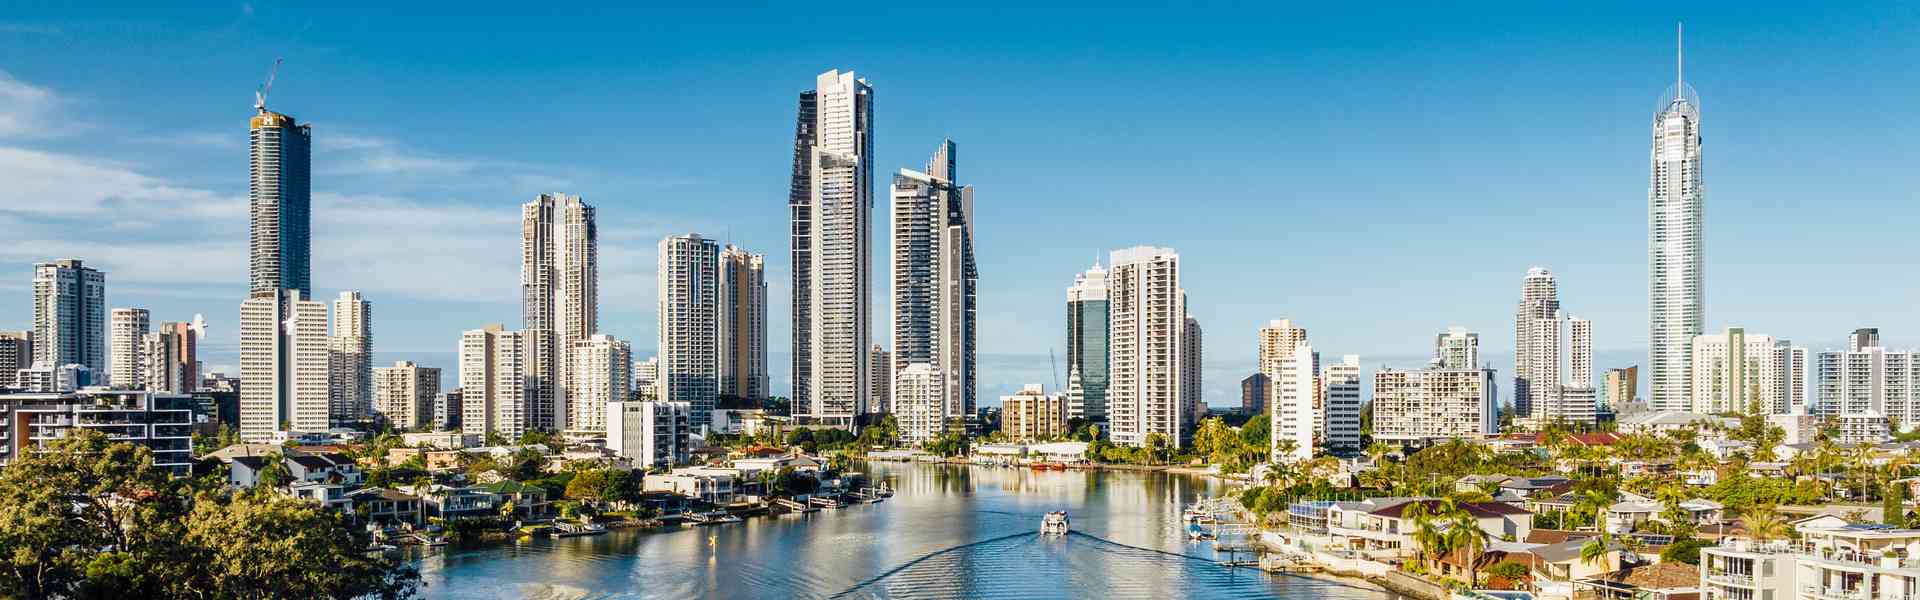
[[1402, 501, 1448, 573], [1743, 505, 1790, 543], [1366, 441, 1393, 465], [1579, 532, 1615, 572], [1446, 510, 1492, 586], [1571, 488, 1615, 531]]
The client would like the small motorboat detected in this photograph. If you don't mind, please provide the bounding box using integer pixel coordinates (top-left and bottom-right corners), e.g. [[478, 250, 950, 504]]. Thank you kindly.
[[1041, 511, 1071, 535], [1186, 523, 1214, 540]]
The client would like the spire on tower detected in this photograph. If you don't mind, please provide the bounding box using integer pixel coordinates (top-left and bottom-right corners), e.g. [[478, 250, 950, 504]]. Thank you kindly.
[[1676, 22, 1684, 96]]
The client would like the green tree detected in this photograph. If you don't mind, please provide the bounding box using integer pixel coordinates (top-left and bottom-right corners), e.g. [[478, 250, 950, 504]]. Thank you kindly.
[[181, 492, 419, 599], [1446, 509, 1492, 586]]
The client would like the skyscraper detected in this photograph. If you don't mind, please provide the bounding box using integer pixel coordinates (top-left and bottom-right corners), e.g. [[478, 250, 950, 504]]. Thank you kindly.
[[797, 69, 874, 426], [890, 139, 978, 435], [1649, 27, 1705, 412], [1273, 343, 1317, 463], [1106, 246, 1191, 449], [0, 331, 30, 388], [1182, 316, 1204, 426], [140, 325, 188, 393], [239, 289, 330, 441], [1322, 355, 1363, 453], [570, 334, 632, 436], [329, 291, 373, 425], [658, 234, 720, 430], [373, 361, 440, 431], [1240, 373, 1269, 414], [718, 245, 769, 402], [868, 345, 892, 414], [110, 308, 150, 388], [166, 320, 198, 393], [460, 325, 532, 440], [1065, 262, 1110, 422], [32, 259, 106, 373], [523, 193, 597, 432], [788, 86, 819, 419], [1514, 267, 1561, 417], [249, 107, 311, 299]]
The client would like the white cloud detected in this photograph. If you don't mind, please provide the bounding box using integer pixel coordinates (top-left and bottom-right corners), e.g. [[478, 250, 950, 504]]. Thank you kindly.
[[0, 70, 60, 138], [0, 146, 246, 218]]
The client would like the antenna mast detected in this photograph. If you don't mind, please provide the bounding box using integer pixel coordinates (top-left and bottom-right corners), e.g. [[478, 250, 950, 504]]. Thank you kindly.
[[1676, 23, 1684, 95]]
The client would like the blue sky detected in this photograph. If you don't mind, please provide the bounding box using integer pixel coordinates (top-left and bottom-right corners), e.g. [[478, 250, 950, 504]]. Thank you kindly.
[[3, 3, 1918, 405]]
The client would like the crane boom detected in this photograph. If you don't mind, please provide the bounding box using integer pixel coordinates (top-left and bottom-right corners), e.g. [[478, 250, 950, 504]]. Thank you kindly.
[[254, 57, 284, 110]]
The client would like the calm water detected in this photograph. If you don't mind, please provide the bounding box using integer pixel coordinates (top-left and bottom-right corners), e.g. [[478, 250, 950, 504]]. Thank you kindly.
[[413, 462, 1396, 599]]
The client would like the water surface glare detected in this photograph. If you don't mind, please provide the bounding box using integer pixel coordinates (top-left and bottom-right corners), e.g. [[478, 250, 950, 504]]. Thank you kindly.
[[414, 462, 1399, 599]]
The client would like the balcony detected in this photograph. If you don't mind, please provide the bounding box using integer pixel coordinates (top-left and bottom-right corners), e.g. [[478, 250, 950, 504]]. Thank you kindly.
[[1704, 572, 1755, 587], [1802, 585, 1869, 600]]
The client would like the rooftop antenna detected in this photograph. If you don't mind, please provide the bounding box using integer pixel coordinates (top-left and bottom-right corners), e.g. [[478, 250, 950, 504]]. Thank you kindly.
[[1676, 23, 1684, 96], [254, 57, 284, 112]]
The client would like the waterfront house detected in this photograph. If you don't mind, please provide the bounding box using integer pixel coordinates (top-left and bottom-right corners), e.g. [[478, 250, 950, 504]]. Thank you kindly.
[[407, 484, 503, 520], [1576, 562, 1700, 600], [1605, 499, 1725, 535], [1518, 539, 1626, 599], [346, 487, 425, 525], [480, 480, 550, 518], [644, 467, 738, 505], [1700, 518, 1920, 600], [732, 455, 824, 478], [1337, 500, 1533, 558]]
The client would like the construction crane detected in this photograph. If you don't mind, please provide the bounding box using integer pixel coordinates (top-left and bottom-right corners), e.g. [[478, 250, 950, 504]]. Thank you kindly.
[[254, 57, 284, 111], [1050, 348, 1061, 392]]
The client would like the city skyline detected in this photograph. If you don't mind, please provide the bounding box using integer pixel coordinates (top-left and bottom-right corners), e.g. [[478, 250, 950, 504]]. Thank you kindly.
[[5, 6, 1920, 407]]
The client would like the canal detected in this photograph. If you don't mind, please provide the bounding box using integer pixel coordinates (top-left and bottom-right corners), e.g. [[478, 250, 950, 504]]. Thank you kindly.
[[414, 461, 1397, 599]]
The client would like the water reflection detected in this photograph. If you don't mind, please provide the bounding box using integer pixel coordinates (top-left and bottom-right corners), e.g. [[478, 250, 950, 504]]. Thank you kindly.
[[415, 462, 1395, 600]]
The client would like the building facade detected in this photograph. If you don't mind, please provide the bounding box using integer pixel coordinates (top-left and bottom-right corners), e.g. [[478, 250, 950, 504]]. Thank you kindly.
[[1815, 330, 1918, 427], [109, 308, 149, 388], [0, 331, 30, 389], [1603, 366, 1639, 412], [1322, 355, 1363, 453], [1372, 367, 1499, 445], [0, 389, 195, 475], [249, 108, 311, 298], [607, 400, 690, 468], [1273, 344, 1318, 463], [32, 259, 106, 374], [329, 291, 372, 425], [889, 139, 978, 434], [1241, 372, 1270, 414], [1648, 44, 1705, 412], [717, 245, 769, 402], [459, 325, 532, 440], [1001, 385, 1067, 442], [373, 361, 440, 431], [1434, 327, 1479, 369], [522, 193, 597, 433], [1690, 327, 1797, 415], [1106, 246, 1191, 449], [238, 289, 330, 441], [1514, 267, 1561, 417], [1065, 262, 1110, 421], [797, 69, 874, 426], [658, 234, 720, 431], [868, 345, 891, 415], [892, 362, 942, 444], [140, 325, 189, 394], [569, 334, 632, 437]]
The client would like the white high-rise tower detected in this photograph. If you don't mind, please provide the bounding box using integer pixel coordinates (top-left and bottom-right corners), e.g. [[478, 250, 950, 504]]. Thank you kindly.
[[522, 193, 596, 433], [658, 234, 720, 430], [889, 139, 978, 437], [329, 291, 373, 424], [1649, 24, 1705, 412], [800, 69, 874, 427]]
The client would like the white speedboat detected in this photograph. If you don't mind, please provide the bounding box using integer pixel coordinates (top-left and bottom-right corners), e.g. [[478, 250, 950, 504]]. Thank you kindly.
[[1041, 511, 1070, 535]]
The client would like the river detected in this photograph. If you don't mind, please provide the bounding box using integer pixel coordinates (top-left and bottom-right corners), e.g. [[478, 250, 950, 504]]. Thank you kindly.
[[413, 461, 1398, 599]]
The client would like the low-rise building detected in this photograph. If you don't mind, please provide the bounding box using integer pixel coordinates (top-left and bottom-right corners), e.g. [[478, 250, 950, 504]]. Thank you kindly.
[[345, 487, 424, 525], [1000, 384, 1067, 442], [644, 467, 738, 505], [0, 389, 196, 474], [1372, 366, 1499, 445], [607, 400, 690, 468]]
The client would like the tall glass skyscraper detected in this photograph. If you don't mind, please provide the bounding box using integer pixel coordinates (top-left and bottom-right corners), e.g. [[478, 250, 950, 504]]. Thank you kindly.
[[794, 69, 874, 426], [889, 139, 977, 435], [248, 107, 311, 299], [1648, 27, 1704, 412], [1066, 262, 1109, 422]]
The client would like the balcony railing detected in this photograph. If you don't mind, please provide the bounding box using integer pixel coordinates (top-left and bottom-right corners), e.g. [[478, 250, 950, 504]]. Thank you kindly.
[[1705, 572, 1755, 586], [1803, 585, 1869, 600]]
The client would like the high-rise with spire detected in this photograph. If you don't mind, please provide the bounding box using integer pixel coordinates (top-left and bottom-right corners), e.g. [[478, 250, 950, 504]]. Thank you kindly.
[[1065, 262, 1110, 422], [1649, 24, 1705, 412], [794, 69, 874, 426]]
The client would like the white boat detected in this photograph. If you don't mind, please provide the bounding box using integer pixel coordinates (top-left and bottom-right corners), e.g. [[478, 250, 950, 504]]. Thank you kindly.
[[1041, 511, 1070, 535]]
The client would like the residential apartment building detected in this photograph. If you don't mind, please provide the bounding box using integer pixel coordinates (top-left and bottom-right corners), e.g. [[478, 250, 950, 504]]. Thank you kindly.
[[1815, 329, 1918, 428], [1435, 327, 1479, 369], [110, 308, 149, 388], [0, 389, 195, 475], [1273, 344, 1318, 462], [893, 363, 943, 444], [522, 193, 597, 433], [868, 345, 891, 415], [793, 69, 874, 427], [633, 357, 659, 400], [1183, 316, 1204, 427], [569, 334, 632, 437], [1241, 372, 1269, 414], [239, 289, 330, 441], [1065, 262, 1110, 421], [1603, 366, 1639, 412], [1691, 327, 1799, 415], [459, 325, 533, 440], [33, 259, 107, 374], [889, 139, 978, 434], [607, 400, 690, 469], [373, 361, 440, 431], [717, 245, 768, 402], [0, 331, 29, 389], [1322, 355, 1363, 453], [658, 234, 720, 430], [1514, 267, 1561, 417], [1106, 246, 1192, 449], [140, 325, 190, 394], [328, 291, 372, 425], [1701, 521, 1920, 600], [1001, 384, 1067, 442], [1374, 331, 1499, 445]]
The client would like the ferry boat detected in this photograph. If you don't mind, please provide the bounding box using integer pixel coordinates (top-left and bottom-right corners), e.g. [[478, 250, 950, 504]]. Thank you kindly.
[[1040, 511, 1071, 535], [554, 522, 608, 537]]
